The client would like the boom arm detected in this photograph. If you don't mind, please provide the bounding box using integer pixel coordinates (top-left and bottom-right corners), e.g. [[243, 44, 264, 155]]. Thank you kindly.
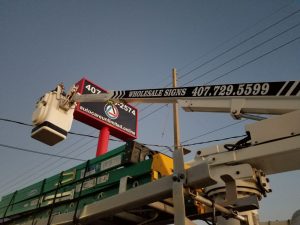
[[28, 80, 300, 225], [31, 80, 300, 145], [73, 81, 300, 117]]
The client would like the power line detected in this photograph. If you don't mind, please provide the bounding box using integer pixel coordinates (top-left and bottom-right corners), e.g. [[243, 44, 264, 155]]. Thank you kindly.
[[0, 116, 247, 153], [20, 10, 293, 122], [181, 121, 246, 144], [0, 132, 248, 195], [177, 1, 294, 73], [0, 117, 123, 142], [0, 143, 85, 162], [0, 138, 98, 194], [0, 120, 122, 187], [0, 116, 243, 153], [69, 131, 122, 142], [0, 125, 99, 193], [3, 141, 98, 194], [205, 35, 300, 85], [0, 116, 248, 192], [140, 134, 247, 156], [0, 118, 120, 193], [136, 1, 294, 98], [0, 118, 32, 127], [178, 8, 300, 83], [138, 37, 300, 153], [0, 136, 97, 193], [182, 21, 300, 86], [182, 135, 246, 147], [139, 104, 168, 121], [0, 117, 121, 191], [137, 8, 299, 115], [136, 35, 300, 122]]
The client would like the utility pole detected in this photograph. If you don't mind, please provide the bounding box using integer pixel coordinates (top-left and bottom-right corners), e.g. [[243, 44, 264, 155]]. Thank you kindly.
[[172, 68, 193, 225], [172, 68, 180, 149]]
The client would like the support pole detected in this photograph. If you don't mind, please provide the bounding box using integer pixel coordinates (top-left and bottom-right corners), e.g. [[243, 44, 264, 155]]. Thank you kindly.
[[172, 68, 191, 225], [191, 194, 247, 223], [96, 126, 110, 156], [173, 68, 180, 150]]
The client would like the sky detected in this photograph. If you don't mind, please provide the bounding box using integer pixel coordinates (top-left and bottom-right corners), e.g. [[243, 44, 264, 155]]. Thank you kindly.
[[0, 0, 300, 223]]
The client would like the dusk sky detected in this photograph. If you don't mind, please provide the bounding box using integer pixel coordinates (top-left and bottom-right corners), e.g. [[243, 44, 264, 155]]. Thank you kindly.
[[0, 0, 300, 223]]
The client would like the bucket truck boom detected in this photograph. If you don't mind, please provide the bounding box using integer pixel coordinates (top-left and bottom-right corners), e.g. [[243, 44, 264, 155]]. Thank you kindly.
[[28, 80, 300, 225]]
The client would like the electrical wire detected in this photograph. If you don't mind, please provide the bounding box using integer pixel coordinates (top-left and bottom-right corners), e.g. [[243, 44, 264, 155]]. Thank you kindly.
[[0, 117, 247, 156], [137, 34, 300, 123], [181, 120, 246, 144], [0, 127, 99, 193], [0, 134, 98, 193], [182, 21, 300, 86], [138, 104, 168, 121], [181, 135, 246, 147], [137, 6, 298, 114], [133, 33, 300, 147], [0, 132, 248, 195], [177, 1, 294, 73], [205, 35, 300, 85], [0, 118, 32, 127], [178, 8, 300, 83], [0, 117, 123, 142], [69, 131, 122, 142], [138, 34, 300, 155], [161, 104, 170, 138], [0, 116, 250, 195], [125, 9, 300, 117], [0, 139, 98, 195], [0, 130, 105, 194], [0, 144, 85, 162], [136, 1, 295, 100], [8, 141, 98, 192], [141, 134, 247, 155], [0, 117, 121, 193]]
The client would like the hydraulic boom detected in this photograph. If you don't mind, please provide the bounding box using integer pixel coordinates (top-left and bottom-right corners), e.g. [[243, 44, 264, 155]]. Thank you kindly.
[[9, 79, 300, 225]]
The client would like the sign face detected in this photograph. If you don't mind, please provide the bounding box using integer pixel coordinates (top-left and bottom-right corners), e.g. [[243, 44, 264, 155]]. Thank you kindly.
[[74, 78, 138, 141], [109, 81, 300, 100]]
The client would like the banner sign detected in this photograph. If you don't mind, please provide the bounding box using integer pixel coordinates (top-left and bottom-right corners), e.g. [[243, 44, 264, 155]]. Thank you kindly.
[[109, 81, 300, 100], [74, 78, 138, 141]]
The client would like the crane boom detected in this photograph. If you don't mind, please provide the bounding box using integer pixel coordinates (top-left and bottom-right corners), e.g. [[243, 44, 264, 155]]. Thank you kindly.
[[73, 80, 300, 116], [31, 80, 300, 146], [74, 80, 300, 102]]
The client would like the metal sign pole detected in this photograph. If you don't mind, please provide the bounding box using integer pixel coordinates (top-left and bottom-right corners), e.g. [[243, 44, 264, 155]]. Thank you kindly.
[[96, 126, 110, 156]]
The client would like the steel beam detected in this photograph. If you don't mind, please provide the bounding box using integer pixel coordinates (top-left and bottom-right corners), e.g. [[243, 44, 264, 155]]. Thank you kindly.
[[79, 176, 174, 224]]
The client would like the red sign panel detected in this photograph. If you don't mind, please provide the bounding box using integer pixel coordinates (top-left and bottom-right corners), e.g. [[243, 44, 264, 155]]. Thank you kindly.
[[74, 78, 138, 140]]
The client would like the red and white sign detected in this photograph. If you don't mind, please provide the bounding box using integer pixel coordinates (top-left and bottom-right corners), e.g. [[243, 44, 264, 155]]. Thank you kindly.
[[73, 78, 138, 141]]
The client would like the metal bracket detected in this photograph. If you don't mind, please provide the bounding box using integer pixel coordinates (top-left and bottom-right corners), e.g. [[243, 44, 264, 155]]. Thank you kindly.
[[230, 99, 246, 119], [119, 176, 132, 193], [55, 169, 76, 186], [220, 174, 237, 205]]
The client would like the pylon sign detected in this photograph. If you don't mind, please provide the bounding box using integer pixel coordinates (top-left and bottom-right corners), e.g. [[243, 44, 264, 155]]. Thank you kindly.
[[74, 78, 138, 140]]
